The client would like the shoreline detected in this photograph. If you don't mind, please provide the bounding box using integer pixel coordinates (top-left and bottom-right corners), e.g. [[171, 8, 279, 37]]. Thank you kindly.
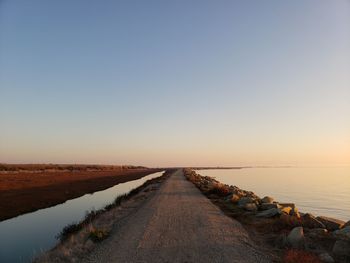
[[0, 168, 161, 221], [34, 170, 173, 263], [36, 169, 272, 263], [14, 168, 350, 262], [184, 169, 350, 263]]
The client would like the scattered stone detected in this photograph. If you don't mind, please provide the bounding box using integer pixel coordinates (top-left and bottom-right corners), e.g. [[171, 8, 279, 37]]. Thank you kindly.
[[333, 226, 350, 240], [332, 239, 350, 257], [261, 196, 274, 204], [238, 197, 255, 207], [260, 203, 279, 210], [316, 216, 345, 231], [287, 226, 305, 248], [244, 203, 258, 212], [256, 208, 281, 218], [302, 213, 326, 229], [319, 253, 334, 263]]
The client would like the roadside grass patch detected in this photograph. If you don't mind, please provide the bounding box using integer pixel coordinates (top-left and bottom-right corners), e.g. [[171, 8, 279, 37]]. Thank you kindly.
[[89, 227, 110, 242], [56, 222, 83, 242], [55, 170, 170, 243]]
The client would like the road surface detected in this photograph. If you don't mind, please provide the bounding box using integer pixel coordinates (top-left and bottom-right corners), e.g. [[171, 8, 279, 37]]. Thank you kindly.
[[83, 169, 270, 263]]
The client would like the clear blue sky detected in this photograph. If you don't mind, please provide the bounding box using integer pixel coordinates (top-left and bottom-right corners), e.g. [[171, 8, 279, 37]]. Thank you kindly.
[[1, 0, 349, 167]]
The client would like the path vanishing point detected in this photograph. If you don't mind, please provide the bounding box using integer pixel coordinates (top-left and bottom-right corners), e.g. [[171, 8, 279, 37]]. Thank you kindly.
[[82, 169, 271, 263]]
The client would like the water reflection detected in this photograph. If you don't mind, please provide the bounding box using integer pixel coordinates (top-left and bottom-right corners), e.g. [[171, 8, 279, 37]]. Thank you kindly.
[[0, 171, 164, 263], [196, 167, 350, 221]]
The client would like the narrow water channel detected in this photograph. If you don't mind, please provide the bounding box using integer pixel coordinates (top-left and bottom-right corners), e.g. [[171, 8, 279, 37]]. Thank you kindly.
[[0, 171, 164, 263]]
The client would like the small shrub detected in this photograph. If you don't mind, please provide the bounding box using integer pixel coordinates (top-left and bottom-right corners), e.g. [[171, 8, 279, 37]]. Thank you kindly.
[[56, 222, 83, 241], [89, 228, 109, 242], [283, 249, 321, 263], [113, 194, 127, 206]]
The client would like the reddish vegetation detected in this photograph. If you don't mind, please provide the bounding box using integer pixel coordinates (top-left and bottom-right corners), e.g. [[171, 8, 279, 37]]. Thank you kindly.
[[0, 168, 161, 221], [283, 249, 321, 263]]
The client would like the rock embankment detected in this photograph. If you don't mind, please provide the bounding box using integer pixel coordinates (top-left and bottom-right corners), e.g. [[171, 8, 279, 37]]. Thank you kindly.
[[184, 169, 350, 263]]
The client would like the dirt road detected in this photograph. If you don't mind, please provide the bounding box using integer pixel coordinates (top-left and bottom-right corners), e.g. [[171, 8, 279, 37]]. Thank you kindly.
[[82, 169, 271, 263]]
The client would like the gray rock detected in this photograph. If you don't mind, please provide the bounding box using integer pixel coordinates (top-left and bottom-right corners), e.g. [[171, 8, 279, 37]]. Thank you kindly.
[[256, 208, 281, 218], [261, 196, 274, 204], [333, 226, 350, 240], [319, 253, 334, 263], [260, 203, 280, 210], [244, 203, 258, 212], [308, 228, 328, 238], [287, 226, 305, 248], [238, 197, 255, 207], [302, 213, 326, 229], [316, 216, 345, 231], [332, 240, 350, 257], [344, 220, 350, 228]]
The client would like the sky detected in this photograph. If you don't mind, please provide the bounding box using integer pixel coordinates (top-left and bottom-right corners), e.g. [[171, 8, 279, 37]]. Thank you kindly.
[[0, 0, 349, 167]]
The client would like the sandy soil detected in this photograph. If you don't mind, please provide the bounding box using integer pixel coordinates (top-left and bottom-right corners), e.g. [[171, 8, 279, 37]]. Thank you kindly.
[[81, 169, 271, 263], [0, 168, 160, 221]]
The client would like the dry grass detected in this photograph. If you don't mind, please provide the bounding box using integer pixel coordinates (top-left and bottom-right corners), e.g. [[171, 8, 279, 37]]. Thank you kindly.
[[88, 227, 110, 242], [0, 163, 146, 172]]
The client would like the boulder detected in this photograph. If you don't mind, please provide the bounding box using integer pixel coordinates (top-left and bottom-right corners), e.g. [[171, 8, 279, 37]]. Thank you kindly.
[[279, 213, 302, 228], [318, 253, 334, 263], [287, 227, 305, 248], [260, 203, 280, 210], [261, 196, 274, 204], [256, 208, 281, 218], [238, 197, 255, 207], [333, 226, 350, 241], [316, 216, 345, 231], [302, 213, 326, 229], [230, 194, 240, 204], [332, 240, 350, 257], [280, 206, 292, 215], [308, 228, 328, 238], [344, 220, 350, 228], [244, 203, 258, 212]]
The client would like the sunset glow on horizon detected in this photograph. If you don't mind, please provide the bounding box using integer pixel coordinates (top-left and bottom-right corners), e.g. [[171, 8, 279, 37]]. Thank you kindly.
[[1, 0, 349, 167]]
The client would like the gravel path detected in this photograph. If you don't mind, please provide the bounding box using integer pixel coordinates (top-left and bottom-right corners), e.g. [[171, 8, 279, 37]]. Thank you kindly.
[[82, 169, 271, 263]]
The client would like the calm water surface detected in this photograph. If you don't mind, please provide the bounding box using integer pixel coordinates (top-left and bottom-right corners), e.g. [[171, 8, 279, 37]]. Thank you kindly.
[[0, 171, 164, 263], [196, 167, 350, 221]]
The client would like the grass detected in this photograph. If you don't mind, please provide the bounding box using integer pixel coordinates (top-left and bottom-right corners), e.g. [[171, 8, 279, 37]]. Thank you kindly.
[[88, 228, 110, 242], [56, 222, 83, 241], [56, 170, 170, 242]]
